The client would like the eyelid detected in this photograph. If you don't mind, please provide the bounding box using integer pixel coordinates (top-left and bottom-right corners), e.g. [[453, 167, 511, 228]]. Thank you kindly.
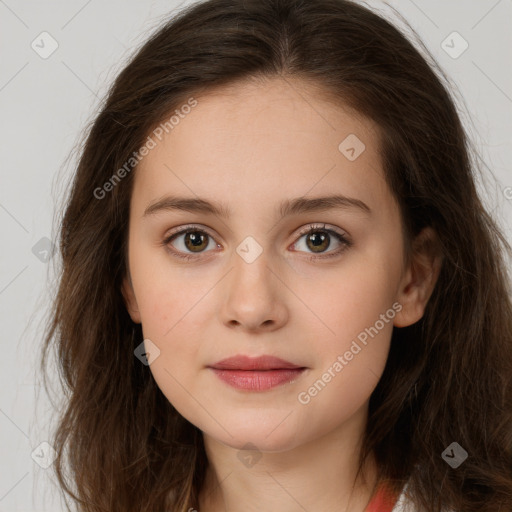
[[294, 222, 349, 240], [164, 223, 218, 241], [164, 223, 349, 243]]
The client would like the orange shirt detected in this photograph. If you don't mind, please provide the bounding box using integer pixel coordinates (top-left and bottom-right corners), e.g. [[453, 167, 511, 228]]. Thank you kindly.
[[365, 483, 400, 512]]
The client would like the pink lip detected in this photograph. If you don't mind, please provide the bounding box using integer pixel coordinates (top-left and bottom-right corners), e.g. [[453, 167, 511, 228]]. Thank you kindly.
[[209, 355, 304, 370], [208, 355, 307, 391]]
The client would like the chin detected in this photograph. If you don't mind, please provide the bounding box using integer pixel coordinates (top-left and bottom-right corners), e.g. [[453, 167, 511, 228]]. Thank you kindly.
[[204, 416, 306, 454], [220, 434, 301, 454]]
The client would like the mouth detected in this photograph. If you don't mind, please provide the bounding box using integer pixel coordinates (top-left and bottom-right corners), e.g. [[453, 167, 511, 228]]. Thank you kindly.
[[208, 355, 307, 391]]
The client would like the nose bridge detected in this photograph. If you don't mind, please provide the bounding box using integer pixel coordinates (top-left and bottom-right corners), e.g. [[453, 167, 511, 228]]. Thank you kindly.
[[231, 235, 274, 301], [219, 235, 288, 331]]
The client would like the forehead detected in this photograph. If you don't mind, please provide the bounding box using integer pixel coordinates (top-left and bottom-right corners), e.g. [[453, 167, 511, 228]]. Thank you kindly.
[[176, 76, 376, 143], [132, 76, 390, 216]]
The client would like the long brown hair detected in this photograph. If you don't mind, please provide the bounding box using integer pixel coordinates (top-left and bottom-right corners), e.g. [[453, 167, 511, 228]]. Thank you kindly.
[[40, 0, 512, 510]]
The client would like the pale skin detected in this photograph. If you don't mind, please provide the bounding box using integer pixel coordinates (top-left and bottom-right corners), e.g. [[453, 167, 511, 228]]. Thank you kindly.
[[122, 76, 442, 512]]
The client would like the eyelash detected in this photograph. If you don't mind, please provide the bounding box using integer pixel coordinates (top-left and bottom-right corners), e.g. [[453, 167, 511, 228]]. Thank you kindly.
[[162, 223, 352, 262]]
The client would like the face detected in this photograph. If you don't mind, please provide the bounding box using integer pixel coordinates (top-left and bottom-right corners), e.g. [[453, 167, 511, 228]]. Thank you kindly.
[[122, 77, 436, 452]]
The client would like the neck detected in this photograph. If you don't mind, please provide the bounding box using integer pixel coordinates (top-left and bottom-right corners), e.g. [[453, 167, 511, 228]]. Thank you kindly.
[[198, 404, 378, 512]]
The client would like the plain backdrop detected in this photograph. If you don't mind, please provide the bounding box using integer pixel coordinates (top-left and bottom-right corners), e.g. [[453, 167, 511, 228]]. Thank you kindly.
[[0, 0, 511, 510]]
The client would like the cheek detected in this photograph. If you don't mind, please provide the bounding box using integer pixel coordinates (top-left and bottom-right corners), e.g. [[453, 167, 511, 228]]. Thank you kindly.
[[135, 280, 206, 361], [292, 247, 400, 407], [130, 240, 209, 336], [130, 248, 217, 376], [135, 278, 208, 419], [295, 273, 397, 432], [294, 251, 400, 349]]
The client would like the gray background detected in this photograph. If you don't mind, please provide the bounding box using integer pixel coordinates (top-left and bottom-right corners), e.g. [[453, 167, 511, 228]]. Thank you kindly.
[[0, 0, 511, 510]]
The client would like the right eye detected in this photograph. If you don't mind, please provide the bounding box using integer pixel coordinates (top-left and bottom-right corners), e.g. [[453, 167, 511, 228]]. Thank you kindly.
[[162, 225, 221, 260]]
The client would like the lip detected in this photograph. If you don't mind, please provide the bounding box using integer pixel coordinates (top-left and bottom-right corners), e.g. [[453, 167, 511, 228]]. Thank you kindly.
[[207, 355, 307, 391], [209, 355, 304, 370]]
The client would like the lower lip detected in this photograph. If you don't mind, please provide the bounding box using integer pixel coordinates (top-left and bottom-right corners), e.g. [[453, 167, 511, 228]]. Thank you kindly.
[[210, 368, 306, 391]]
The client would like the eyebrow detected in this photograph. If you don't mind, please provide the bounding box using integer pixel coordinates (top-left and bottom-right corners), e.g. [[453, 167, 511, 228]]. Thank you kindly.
[[143, 194, 371, 219]]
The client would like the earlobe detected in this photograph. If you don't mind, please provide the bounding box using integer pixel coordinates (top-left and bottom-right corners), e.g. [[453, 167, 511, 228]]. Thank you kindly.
[[121, 275, 142, 324], [393, 227, 443, 328]]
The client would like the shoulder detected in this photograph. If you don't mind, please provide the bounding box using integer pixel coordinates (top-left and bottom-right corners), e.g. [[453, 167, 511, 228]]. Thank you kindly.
[[390, 485, 416, 512], [391, 481, 455, 512]]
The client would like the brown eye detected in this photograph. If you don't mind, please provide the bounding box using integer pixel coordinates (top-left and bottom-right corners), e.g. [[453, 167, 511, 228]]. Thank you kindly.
[[291, 224, 352, 260], [182, 231, 209, 252], [305, 231, 330, 253], [164, 227, 219, 259]]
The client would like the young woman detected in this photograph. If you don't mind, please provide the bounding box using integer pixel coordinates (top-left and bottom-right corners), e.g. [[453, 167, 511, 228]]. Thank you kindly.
[[40, 0, 512, 511]]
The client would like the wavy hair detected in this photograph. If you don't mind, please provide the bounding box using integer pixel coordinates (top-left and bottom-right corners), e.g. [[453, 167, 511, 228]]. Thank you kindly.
[[40, 0, 512, 510]]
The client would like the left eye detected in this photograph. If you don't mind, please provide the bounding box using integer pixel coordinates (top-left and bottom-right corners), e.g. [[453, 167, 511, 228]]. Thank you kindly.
[[163, 224, 351, 260], [291, 225, 351, 258]]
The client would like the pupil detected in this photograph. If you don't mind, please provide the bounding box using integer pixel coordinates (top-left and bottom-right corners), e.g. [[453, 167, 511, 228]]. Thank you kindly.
[[309, 232, 328, 252], [187, 232, 206, 251]]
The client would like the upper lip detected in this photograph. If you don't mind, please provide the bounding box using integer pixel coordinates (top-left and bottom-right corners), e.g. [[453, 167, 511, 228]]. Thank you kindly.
[[208, 355, 305, 370]]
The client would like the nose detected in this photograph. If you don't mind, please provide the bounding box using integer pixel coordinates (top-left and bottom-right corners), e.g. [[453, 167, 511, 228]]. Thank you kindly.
[[219, 249, 289, 333]]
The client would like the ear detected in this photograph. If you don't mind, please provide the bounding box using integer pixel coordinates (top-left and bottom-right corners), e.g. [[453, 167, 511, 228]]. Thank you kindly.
[[393, 226, 443, 328], [121, 274, 141, 324]]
